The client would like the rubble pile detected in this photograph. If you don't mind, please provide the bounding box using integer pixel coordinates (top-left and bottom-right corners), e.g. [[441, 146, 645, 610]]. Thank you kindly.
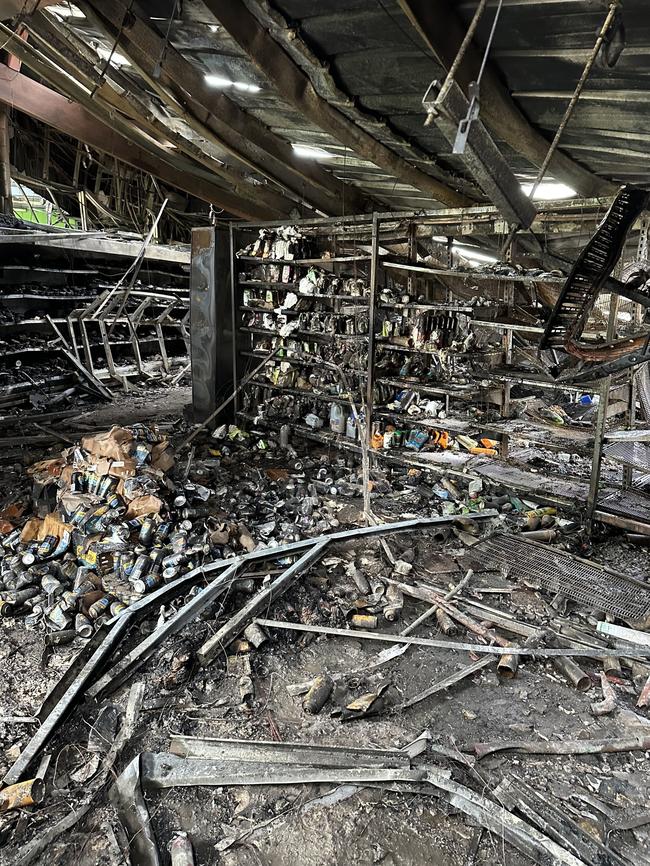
[[1, 414, 650, 866], [0, 424, 369, 637], [0, 424, 467, 638]]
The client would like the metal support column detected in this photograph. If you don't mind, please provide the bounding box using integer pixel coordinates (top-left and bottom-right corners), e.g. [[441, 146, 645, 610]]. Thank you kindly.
[[587, 293, 620, 521], [229, 223, 239, 416], [190, 226, 233, 423], [0, 105, 12, 216]]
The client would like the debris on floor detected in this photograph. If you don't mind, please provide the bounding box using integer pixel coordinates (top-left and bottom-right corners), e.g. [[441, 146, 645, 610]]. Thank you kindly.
[[1, 404, 650, 866]]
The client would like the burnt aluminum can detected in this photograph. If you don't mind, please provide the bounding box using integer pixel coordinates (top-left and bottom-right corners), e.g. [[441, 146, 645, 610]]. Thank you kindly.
[[73, 567, 94, 590], [70, 504, 88, 526], [48, 530, 71, 560], [36, 535, 57, 559], [87, 595, 111, 619], [132, 573, 162, 594], [2, 529, 21, 550], [41, 575, 64, 596], [74, 613, 94, 637], [154, 522, 172, 543], [139, 517, 155, 546], [0, 600, 15, 616], [170, 832, 195, 866], [127, 517, 145, 533], [24, 593, 46, 612], [119, 551, 136, 579], [105, 493, 124, 511], [170, 531, 188, 554], [80, 503, 110, 529], [162, 552, 187, 570], [149, 549, 165, 574], [72, 580, 99, 599], [48, 603, 72, 630], [302, 675, 334, 714], [4, 586, 39, 605], [60, 590, 79, 611], [97, 474, 118, 498], [129, 553, 151, 585], [45, 629, 75, 646], [133, 443, 151, 465], [14, 571, 38, 590]]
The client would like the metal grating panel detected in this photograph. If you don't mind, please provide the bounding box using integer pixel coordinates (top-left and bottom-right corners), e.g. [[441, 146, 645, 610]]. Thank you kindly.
[[604, 441, 650, 472], [464, 533, 650, 621], [599, 488, 650, 522]]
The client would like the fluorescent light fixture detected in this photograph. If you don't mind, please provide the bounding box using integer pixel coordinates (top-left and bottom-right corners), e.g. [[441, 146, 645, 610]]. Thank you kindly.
[[96, 46, 130, 67], [292, 144, 334, 159], [204, 73, 260, 92], [47, 3, 84, 17], [521, 181, 577, 201], [204, 74, 231, 88], [452, 244, 498, 264]]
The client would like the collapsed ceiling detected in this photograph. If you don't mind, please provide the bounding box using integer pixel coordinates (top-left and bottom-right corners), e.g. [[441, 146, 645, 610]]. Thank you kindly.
[[0, 0, 647, 224]]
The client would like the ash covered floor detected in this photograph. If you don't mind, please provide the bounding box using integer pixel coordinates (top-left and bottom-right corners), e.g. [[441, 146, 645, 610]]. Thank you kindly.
[[0, 390, 649, 866]]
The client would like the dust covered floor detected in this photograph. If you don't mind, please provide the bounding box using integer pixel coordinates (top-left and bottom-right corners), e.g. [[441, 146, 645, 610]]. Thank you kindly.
[[0, 392, 650, 866]]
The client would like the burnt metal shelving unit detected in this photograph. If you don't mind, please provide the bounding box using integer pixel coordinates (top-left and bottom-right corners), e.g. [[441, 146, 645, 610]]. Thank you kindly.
[[365, 208, 626, 461], [229, 214, 374, 447], [209, 203, 650, 529], [0, 230, 191, 409]]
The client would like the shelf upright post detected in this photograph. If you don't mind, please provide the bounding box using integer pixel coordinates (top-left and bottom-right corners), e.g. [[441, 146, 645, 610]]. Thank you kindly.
[[587, 292, 620, 523], [407, 219, 417, 298], [623, 217, 649, 488], [366, 212, 379, 450]]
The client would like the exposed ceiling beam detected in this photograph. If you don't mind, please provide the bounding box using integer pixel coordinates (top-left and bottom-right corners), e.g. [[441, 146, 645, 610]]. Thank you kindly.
[[0, 0, 57, 14], [431, 79, 537, 228], [23, 15, 295, 218], [235, 1, 477, 197], [0, 68, 276, 220], [514, 91, 650, 103], [0, 23, 288, 219], [397, 0, 616, 198], [201, 0, 471, 207], [79, 0, 369, 217]]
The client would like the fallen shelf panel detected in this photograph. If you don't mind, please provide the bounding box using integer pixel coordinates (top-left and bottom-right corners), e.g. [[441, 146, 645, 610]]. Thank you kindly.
[[464, 533, 650, 622]]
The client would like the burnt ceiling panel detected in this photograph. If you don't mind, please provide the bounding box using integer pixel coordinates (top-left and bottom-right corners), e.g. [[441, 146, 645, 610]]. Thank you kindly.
[[331, 49, 439, 97], [7, 0, 650, 222], [297, 8, 419, 54]]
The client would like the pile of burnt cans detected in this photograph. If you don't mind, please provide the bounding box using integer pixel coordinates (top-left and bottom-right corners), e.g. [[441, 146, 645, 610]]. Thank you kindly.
[[0, 425, 219, 638]]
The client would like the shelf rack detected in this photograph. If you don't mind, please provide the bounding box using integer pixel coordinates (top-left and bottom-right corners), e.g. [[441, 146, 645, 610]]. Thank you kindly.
[[229, 214, 375, 435], [217, 205, 648, 532], [0, 238, 190, 407]]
